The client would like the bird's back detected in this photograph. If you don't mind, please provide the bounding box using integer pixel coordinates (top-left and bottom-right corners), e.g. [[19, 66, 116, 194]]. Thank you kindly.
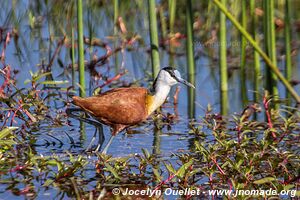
[[72, 87, 149, 125]]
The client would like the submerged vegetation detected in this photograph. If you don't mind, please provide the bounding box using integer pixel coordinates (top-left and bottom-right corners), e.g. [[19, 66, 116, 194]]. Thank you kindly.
[[0, 0, 300, 199]]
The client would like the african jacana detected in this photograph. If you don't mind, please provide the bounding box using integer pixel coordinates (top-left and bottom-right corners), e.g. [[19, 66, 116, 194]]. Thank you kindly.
[[69, 67, 195, 153]]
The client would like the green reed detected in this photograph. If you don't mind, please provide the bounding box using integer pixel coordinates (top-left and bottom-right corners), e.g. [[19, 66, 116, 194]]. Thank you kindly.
[[240, 0, 248, 105], [213, 0, 300, 104], [114, 0, 119, 72], [159, 6, 167, 41], [250, 0, 261, 105], [148, 0, 160, 78], [71, 27, 76, 87], [285, 0, 292, 106], [168, 0, 176, 36], [77, 0, 86, 97], [263, 0, 278, 106], [114, 0, 119, 34], [219, 0, 228, 115], [168, 0, 176, 67], [186, 0, 195, 118]]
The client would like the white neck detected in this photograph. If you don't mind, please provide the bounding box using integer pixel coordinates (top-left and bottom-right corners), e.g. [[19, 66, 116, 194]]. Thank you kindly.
[[148, 83, 171, 114]]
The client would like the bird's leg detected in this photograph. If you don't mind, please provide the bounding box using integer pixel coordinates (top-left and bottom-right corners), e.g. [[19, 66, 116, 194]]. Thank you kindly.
[[100, 124, 127, 154], [66, 108, 102, 126], [66, 108, 105, 152], [101, 135, 115, 154], [94, 124, 104, 152], [85, 128, 97, 152]]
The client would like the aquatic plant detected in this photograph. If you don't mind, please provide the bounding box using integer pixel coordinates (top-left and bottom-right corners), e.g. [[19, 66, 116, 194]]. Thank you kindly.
[[77, 0, 86, 97]]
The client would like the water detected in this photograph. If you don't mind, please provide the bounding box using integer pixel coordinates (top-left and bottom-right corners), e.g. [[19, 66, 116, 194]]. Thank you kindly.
[[33, 113, 195, 157]]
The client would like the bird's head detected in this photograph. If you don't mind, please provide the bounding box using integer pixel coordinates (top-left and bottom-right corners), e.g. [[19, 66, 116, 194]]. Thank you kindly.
[[153, 67, 195, 90]]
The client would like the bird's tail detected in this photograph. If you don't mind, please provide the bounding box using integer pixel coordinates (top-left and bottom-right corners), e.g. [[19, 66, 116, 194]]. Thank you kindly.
[[71, 96, 96, 116], [72, 96, 84, 107]]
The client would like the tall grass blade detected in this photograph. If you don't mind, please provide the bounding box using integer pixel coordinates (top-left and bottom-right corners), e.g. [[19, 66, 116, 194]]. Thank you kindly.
[[77, 0, 86, 97], [219, 0, 228, 115], [250, 0, 261, 106], [169, 0, 176, 35], [240, 0, 248, 105], [284, 0, 292, 107], [114, 0, 119, 34], [148, 0, 160, 78], [114, 0, 119, 72], [168, 0, 176, 67], [71, 27, 76, 87], [159, 6, 167, 40], [186, 0, 195, 118], [263, 0, 278, 107]]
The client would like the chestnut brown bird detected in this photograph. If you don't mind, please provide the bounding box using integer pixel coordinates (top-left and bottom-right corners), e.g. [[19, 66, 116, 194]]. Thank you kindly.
[[69, 67, 195, 153]]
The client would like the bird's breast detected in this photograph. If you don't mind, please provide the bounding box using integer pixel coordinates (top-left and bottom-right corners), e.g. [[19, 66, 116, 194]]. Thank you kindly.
[[146, 95, 155, 115]]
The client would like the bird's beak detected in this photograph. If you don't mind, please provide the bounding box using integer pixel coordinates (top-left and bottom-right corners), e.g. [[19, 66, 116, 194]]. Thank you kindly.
[[173, 69, 195, 89], [178, 77, 195, 89]]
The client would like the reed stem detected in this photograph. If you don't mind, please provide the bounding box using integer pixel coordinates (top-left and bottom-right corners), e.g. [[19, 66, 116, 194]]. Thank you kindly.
[[250, 0, 261, 105], [77, 0, 86, 97], [168, 0, 176, 67], [240, 0, 248, 105], [284, 0, 292, 106], [264, 0, 278, 107], [148, 0, 160, 78], [159, 6, 167, 41], [114, 0, 119, 34], [114, 0, 119, 71], [269, 1, 277, 93], [219, 0, 228, 115], [71, 28, 76, 87], [169, 0, 176, 35], [186, 0, 195, 118]]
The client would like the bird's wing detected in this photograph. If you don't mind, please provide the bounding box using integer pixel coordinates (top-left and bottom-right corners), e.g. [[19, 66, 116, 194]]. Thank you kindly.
[[73, 87, 148, 125]]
